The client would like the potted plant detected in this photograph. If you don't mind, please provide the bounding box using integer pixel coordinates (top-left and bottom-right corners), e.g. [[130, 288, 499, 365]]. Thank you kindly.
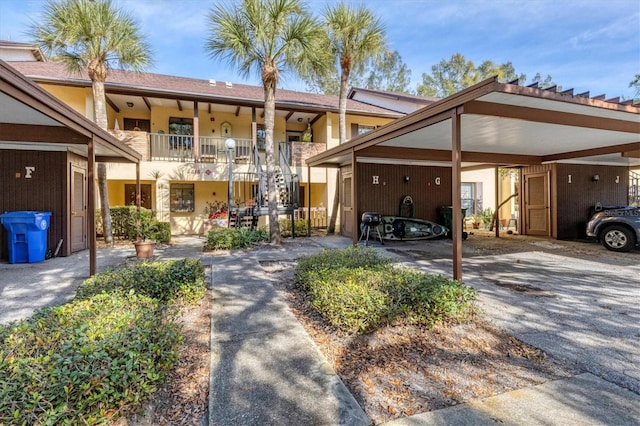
[[130, 209, 155, 258], [471, 214, 482, 229], [302, 122, 312, 142]]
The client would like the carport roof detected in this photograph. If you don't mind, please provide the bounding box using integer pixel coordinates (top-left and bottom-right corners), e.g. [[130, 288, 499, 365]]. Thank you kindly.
[[306, 77, 640, 169], [0, 60, 141, 163]]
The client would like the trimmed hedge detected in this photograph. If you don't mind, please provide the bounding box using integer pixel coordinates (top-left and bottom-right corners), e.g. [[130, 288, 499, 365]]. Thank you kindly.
[[278, 218, 309, 238], [76, 258, 205, 304], [294, 247, 476, 334], [0, 258, 206, 425], [204, 227, 269, 250], [96, 206, 170, 243]]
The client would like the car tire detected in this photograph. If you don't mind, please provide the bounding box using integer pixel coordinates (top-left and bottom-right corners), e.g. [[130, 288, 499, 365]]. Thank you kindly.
[[600, 225, 635, 252]]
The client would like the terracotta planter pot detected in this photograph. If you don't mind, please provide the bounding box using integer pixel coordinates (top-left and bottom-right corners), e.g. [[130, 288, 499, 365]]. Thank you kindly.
[[133, 240, 155, 259]]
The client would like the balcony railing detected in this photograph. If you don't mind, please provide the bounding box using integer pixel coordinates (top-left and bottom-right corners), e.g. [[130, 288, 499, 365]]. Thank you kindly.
[[149, 133, 253, 163]]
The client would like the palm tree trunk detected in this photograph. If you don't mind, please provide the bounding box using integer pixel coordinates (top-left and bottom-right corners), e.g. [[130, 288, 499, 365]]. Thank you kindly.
[[327, 67, 351, 234], [97, 163, 113, 244], [92, 79, 113, 243], [263, 83, 281, 244]]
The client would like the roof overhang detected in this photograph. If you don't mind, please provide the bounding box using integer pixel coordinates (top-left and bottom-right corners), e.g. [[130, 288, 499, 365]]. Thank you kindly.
[[0, 60, 141, 163], [307, 78, 640, 169]]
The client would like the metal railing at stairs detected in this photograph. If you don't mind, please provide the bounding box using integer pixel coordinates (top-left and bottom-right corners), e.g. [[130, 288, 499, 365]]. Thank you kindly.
[[228, 146, 299, 228]]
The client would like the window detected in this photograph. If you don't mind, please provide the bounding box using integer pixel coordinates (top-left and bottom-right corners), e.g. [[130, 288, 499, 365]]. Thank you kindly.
[[256, 124, 266, 150], [123, 118, 150, 132], [124, 184, 152, 209], [461, 182, 482, 215], [350, 123, 376, 139], [170, 183, 194, 212], [357, 125, 375, 136], [168, 117, 193, 135]]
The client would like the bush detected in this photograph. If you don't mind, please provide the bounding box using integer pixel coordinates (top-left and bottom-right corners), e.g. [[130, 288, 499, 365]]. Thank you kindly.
[[96, 207, 167, 242], [294, 246, 391, 290], [76, 258, 206, 305], [204, 227, 269, 250], [0, 292, 182, 425], [279, 218, 309, 238], [294, 247, 476, 334], [149, 221, 171, 244]]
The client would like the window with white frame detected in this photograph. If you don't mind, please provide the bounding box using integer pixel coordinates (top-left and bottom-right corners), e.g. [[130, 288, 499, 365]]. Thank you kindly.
[[170, 183, 194, 212], [461, 182, 482, 215]]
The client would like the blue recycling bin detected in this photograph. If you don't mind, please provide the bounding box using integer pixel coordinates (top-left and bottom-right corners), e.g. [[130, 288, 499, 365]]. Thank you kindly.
[[0, 211, 51, 263]]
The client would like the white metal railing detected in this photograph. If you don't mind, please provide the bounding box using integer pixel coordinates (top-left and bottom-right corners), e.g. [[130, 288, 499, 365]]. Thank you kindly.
[[149, 133, 253, 163]]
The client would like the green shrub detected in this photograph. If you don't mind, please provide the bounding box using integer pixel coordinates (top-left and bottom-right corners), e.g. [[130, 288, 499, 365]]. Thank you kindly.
[[149, 221, 171, 243], [0, 291, 182, 425], [279, 218, 309, 237], [294, 246, 391, 290], [204, 227, 269, 250], [294, 247, 476, 334], [96, 207, 167, 242], [76, 258, 206, 305]]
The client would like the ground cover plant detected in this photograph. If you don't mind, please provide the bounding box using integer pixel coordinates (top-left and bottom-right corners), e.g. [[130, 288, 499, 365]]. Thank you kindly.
[[0, 259, 206, 425], [204, 226, 269, 250], [294, 247, 476, 334]]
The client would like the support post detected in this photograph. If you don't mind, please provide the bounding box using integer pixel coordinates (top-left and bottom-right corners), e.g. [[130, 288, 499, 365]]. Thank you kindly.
[[307, 166, 311, 237], [352, 149, 358, 246], [136, 163, 141, 210], [226, 138, 236, 228], [88, 136, 96, 276], [193, 101, 199, 162], [451, 110, 463, 281], [495, 167, 500, 238]]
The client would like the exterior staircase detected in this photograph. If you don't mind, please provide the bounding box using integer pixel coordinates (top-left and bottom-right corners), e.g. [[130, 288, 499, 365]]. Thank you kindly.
[[228, 146, 299, 229]]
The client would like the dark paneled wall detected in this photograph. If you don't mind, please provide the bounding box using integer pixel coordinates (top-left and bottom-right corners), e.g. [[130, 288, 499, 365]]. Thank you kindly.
[[0, 150, 67, 260], [356, 163, 452, 224], [555, 163, 629, 240]]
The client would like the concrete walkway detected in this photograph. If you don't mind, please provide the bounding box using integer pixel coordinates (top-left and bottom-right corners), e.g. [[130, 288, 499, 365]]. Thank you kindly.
[[2, 234, 639, 425]]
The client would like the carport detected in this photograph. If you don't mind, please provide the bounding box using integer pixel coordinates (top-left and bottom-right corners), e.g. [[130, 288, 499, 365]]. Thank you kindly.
[[306, 77, 640, 280], [0, 60, 141, 275]]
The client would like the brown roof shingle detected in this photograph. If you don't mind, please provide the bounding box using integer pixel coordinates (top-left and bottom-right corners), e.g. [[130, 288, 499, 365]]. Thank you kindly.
[[9, 61, 402, 117]]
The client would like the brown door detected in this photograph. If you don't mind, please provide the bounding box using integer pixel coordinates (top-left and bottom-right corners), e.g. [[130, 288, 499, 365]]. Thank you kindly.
[[524, 172, 550, 236], [341, 173, 353, 237], [70, 165, 87, 252]]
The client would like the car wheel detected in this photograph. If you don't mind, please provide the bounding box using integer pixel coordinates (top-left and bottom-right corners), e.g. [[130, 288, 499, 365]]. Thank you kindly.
[[600, 225, 635, 252]]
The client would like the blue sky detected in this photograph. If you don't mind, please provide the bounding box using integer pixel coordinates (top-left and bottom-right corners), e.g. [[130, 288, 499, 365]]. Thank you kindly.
[[1, 0, 638, 98]]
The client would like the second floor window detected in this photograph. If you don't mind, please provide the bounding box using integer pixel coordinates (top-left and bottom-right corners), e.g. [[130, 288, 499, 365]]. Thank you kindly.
[[169, 117, 193, 135]]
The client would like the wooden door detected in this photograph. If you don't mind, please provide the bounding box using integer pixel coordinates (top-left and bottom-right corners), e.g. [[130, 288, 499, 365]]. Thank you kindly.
[[341, 173, 353, 237], [524, 172, 550, 236], [70, 165, 87, 253]]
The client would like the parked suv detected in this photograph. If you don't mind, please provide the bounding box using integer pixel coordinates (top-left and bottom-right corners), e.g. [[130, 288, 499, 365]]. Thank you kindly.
[[586, 203, 640, 252]]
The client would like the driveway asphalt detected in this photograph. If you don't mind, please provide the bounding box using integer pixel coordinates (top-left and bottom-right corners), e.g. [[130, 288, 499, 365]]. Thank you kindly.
[[1, 233, 639, 425]]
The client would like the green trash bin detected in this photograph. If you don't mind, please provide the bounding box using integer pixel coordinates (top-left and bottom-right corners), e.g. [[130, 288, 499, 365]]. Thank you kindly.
[[440, 206, 467, 239]]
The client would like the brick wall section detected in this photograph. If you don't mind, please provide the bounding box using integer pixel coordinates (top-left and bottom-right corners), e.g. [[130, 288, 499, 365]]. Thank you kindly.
[[109, 130, 149, 160], [291, 142, 325, 167]]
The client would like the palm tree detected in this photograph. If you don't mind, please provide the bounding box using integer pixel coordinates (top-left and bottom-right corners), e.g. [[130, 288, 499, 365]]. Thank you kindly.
[[324, 3, 385, 144], [206, 0, 324, 244], [323, 3, 385, 233], [31, 0, 151, 243]]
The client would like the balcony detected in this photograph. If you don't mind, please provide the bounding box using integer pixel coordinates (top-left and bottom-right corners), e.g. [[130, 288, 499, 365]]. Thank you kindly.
[[148, 133, 253, 163]]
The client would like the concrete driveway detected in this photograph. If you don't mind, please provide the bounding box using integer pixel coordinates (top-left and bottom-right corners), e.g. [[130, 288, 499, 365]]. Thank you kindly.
[[386, 233, 640, 396]]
